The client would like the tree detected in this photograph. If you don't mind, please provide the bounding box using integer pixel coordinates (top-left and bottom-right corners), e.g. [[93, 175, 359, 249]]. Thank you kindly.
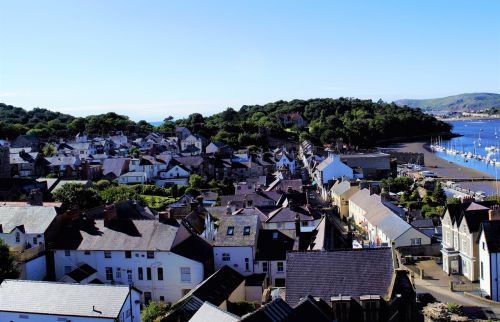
[[42, 143, 56, 157], [432, 183, 447, 206], [189, 174, 204, 189], [128, 146, 140, 158], [0, 239, 19, 283], [52, 183, 103, 210], [140, 301, 170, 322], [99, 185, 143, 204]]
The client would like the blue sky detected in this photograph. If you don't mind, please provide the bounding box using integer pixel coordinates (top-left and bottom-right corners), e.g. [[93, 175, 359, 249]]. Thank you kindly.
[[0, 0, 499, 121]]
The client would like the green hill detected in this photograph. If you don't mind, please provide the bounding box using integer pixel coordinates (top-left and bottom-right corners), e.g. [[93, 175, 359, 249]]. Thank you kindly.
[[395, 93, 500, 114]]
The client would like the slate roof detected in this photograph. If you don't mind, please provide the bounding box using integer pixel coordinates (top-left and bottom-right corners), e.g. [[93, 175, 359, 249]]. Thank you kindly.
[[55, 219, 178, 251], [255, 229, 295, 261], [66, 263, 97, 282], [102, 158, 129, 178], [0, 280, 132, 319], [0, 206, 58, 234], [411, 218, 435, 229], [189, 302, 239, 322], [286, 249, 394, 306], [240, 298, 293, 322], [479, 220, 500, 253], [214, 215, 259, 247], [266, 205, 321, 223]]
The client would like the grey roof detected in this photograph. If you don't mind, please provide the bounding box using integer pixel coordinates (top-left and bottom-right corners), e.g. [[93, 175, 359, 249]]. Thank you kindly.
[[330, 180, 352, 196], [286, 249, 394, 306], [0, 280, 132, 318], [0, 206, 58, 234], [56, 219, 179, 251], [102, 158, 129, 178], [120, 171, 146, 177], [51, 180, 91, 193], [214, 215, 259, 247], [316, 156, 334, 171], [188, 302, 239, 322]]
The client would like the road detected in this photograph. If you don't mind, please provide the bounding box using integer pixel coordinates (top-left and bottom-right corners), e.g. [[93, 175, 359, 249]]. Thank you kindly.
[[414, 260, 499, 320]]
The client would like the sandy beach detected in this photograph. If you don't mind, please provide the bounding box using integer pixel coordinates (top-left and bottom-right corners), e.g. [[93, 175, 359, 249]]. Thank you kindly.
[[387, 142, 500, 195]]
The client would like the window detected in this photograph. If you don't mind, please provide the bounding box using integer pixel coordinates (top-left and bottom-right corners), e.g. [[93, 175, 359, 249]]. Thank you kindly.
[[105, 267, 113, 280], [138, 267, 144, 280], [15, 232, 20, 243], [64, 250, 71, 256], [411, 238, 421, 246], [277, 223, 283, 229], [483, 242, 486, 250], [147, 267, 152, 280], [243, 226, 251, 236], [272, 232, 278, 239], [301, 221, 309, 227], [104, 251, 112, 258], [245, 258, 250, 271], [227, 226, 234, 236], [262, 262, 268, 272], [116, 268, 122, 279], [462, 240, 467, 253], [33, 237, 37, 245], [144, 292, 152, 305], [84, 250, 90, 255], [481, 262, 484, 280], [181, 267, 191, 282], [125, 251, 132, 258], [222, 253, 231, 261], [157, 267, 164, 280], [147, 251, 155, 259], [64, 266, 72, 275], [160, 296, 165, 302], [277, 262, 284, 272], [462, 259, 468, 274], [127, 269, 133, 283]]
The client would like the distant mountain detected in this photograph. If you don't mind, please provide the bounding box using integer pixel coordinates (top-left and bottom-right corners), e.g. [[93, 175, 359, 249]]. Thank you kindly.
[[394, 93, 500, 113]]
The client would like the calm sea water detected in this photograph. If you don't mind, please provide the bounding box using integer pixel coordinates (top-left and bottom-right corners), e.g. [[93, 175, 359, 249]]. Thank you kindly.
[[434, 119, 500, 177]]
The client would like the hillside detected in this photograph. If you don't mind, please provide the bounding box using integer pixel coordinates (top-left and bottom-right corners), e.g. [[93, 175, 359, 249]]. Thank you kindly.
[[395, 93, 500, 114], [1, 98, 453, 147]]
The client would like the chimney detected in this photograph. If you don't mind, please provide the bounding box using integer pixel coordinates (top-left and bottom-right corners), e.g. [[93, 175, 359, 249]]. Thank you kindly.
[[27, 189, 43, 206], [104, 204, 118, 227], [489, 205, 500, 221], [295, 213, 301, 237], [159, 210, 170, 222], [243, 194, 248, 208]]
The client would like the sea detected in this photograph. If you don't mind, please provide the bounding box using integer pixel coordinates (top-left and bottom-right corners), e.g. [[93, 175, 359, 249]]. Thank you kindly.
[[433, 119, 500, 178]]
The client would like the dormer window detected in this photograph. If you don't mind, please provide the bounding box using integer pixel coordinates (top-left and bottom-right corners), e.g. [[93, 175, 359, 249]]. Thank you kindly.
[[227, 226, 234, 236], [15, 232, 20, 243], [243, 226, 251, 235]]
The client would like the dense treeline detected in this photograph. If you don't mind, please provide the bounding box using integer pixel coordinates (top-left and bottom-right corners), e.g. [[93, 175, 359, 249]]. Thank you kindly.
[[172, 98, 453, 148], [0, 103, 154, 139], [0, 98, 452, 148]]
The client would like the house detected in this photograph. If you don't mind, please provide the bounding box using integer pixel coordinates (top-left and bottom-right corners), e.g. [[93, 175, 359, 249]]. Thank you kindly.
[[441, 201, 497, 281], [286, 249, 416, 322], [330, 180, 360, 220], [206, 141, 233, 155], [128, 156, 168, 179], [349, 189, 431, 248], [213, 215, 261, 275], [102, 157, 130, 180], [265, 204, 322, 232], [45, 155, 82, 178], [277, 113, 308, 127], [314, 154, 356, 200], [53, 206, 211, 304], [181, 134, 207, 155], [157, 162, 191, 187], [164, 265, 246, 321], [0, 280, 141, 322], [338, 152, 391, 179], [189, 302, 240, 322], [254, 229, 294, 286], [478, 218, 500, 301], [117, 171, 147, 184], [9, 149, 45, 177], [275, 153, 296, 174]]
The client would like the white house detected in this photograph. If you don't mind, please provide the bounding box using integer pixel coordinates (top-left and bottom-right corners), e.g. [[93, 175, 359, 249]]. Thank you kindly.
[[349, 189, 431, 248], [0, 280, 141, 322], [156, 163, 191, 186], [213, 215, 261, 276], [314, 154, 357, 200], [53, 207, 210, 304], [128, 156, 168, 179], [181, 134, 205, 154], [479, 218, 500, 300], [117, 171, 147, 184]]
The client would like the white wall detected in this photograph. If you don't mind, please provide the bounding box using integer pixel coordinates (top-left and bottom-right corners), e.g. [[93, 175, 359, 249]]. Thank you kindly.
[[479, 232, 492, 299], [254, 260, 286, 286], [0, 312, 116, 322], [54, 250, 204, 304], [395, 228, 432, 248], [23, 255, 47, 281], [213, 246, 254, 276]]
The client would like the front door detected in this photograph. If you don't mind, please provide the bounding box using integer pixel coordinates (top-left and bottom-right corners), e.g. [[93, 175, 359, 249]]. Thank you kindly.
[[450, 259, 459, 274], [144, 292, 152, 304]]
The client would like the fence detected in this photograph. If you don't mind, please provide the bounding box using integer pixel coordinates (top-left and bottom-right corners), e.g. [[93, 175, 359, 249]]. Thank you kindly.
[[450, 280, 479, 292]]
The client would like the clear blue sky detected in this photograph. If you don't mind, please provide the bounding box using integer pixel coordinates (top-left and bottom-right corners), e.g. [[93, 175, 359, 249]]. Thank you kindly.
[[1, 0, 499, 121]]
